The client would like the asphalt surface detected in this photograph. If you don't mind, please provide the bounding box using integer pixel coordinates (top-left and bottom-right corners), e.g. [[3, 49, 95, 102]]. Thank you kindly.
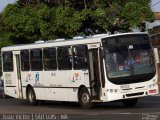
[[0, 96, 160, 120]]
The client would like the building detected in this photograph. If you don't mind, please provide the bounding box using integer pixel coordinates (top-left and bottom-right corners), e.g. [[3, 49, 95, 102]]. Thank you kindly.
[[148, 12, 160, 46]]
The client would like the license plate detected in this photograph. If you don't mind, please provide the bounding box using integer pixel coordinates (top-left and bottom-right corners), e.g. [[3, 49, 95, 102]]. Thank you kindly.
[[120, 84, 129, 89]]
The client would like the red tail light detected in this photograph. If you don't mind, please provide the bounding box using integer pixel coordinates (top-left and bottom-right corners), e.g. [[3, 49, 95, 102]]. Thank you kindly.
[[149, 89, 157, 94]]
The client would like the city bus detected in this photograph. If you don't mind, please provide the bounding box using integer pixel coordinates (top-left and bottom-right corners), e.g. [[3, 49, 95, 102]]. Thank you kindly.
[[1, 32, 159, 108]]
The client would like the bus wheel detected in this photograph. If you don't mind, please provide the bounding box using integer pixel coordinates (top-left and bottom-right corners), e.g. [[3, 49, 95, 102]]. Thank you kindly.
[[79, 87, 93, 109], [27, 88, 38, 105], [123, 98, 138, 107]]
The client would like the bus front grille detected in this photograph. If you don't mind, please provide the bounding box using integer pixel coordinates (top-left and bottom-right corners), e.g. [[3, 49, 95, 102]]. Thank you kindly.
[[126, 92, 144, 97]]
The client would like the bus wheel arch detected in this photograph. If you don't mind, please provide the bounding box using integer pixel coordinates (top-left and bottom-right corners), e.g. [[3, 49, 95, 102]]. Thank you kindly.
[[26, 85, 38, 106], [78, 85, 85, 100], [78, 85, 93, 109], [26, 85, 32, 99]]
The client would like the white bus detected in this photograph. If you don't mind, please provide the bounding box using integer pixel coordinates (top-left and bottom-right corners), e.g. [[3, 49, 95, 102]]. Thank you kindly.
[[1, 32, 159, 108]]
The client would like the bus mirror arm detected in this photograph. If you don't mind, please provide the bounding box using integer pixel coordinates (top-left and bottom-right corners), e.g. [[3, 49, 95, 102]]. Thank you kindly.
[[154, 48, 159, 64]]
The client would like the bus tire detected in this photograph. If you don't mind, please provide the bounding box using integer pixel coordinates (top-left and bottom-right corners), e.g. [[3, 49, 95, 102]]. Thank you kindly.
[[79, 87, 93, 109], [27, 88, 38, 106], [123, 98, 138, 107]]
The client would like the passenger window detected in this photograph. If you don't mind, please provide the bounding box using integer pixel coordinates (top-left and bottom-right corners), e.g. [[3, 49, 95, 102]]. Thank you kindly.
[[2, 51, 13, 72], [73, 45, 88, 69], [21, 50, 30, 71], [30, 49, 43, 71], [57, 47, 72, 70], [43, 48, 57, 70]]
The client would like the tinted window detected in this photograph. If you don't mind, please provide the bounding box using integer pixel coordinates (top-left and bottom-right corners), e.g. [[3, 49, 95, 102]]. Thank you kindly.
[[73, 45, 88, 69], [21, 50, 30, 71], [102, 34, 149, 47], [102, 34, 155, 84], [57, 47, 72, 70], [3, 51, 13, 72], [43, 48, 57, 70], [30, 49, 43, 71]]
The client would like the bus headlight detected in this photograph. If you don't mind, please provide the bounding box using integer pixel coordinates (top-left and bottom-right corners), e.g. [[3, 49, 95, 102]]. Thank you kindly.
[[149, 83, 156, 88], [108, 89, 118, 93], [153, 79, 156, 82], [114, 89, 118, 93]]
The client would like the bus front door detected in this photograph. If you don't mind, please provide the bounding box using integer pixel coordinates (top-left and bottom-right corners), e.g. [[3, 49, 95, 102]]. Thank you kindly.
[[88, 49, 101, 100], [13, 52, 23, 98]]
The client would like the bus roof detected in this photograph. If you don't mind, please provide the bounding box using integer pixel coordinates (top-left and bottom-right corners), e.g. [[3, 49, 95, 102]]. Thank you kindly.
[[1, 32, 148, 51]]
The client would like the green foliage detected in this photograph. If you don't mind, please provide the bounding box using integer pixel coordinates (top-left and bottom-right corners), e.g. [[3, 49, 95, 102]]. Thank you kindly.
[[0, 30, 13, 49], [0, 0, 155, 45], [50, 6, 85, 38], [2, 3, 39, 43], [102, 0, 154, 33]]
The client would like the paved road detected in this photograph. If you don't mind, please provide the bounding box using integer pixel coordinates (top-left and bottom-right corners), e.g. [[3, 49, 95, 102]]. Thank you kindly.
[[0, 96, 160, 120]]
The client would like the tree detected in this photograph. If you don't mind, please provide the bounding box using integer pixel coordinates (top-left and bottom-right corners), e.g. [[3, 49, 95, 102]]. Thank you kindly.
[[0, 13, 13, 47], [2, 3, 39, 43], [1, 0, 155, 44], [80, 0, 154, 34], [66, 0, 154, 33]]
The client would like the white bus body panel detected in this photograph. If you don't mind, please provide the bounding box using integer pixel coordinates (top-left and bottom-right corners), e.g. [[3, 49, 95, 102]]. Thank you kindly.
[[4, 51, 23, 98], [2, 32, 158, 103], [66, 70, 89, 101], [101, 73, 158, 102]]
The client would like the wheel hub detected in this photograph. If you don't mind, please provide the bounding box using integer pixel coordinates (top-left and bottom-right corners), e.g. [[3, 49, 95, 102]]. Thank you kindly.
[[28, 92, 33, 103], [82, 93, 89, 104]]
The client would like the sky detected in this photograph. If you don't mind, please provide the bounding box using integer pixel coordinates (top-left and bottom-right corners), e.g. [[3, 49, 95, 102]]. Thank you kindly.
[[151, 0, 160, 12], [0, 0, 160, 12], [0, 0, 15, 12]]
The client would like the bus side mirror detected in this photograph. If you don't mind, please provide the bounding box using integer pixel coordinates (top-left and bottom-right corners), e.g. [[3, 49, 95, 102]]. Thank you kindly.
[[154, 48, 159, 64]]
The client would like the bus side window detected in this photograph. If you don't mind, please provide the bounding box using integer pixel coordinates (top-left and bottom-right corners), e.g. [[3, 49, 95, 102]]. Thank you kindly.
[[30, 49, 43, 71], [43, 48, 57, 70], [2, 51, 13, 72], [21, 50, 30, 71], [73, 45, 88, 70], [57, 47, 72, 70]]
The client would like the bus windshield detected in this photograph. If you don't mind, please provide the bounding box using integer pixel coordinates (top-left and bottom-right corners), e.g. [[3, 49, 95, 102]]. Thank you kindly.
[[102, 34, 156, 84]]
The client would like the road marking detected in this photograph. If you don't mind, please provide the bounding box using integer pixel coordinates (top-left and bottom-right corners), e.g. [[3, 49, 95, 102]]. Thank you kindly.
[[86, 112, 160, 116]]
